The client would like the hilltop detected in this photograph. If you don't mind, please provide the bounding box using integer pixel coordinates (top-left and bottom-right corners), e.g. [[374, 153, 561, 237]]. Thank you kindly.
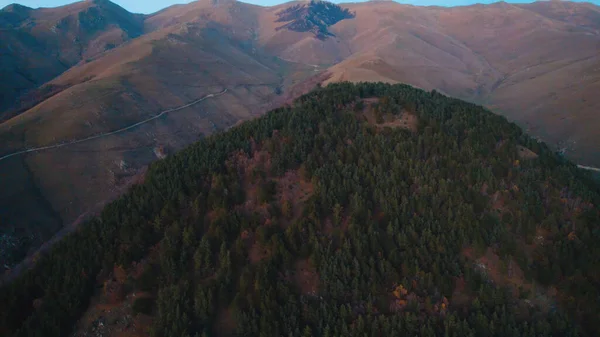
[[1, 82, 599, 337]]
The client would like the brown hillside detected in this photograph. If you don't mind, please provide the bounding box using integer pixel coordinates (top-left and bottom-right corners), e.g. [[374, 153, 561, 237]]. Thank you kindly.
[[0, 0, 144, 115], [316, 1, 600, 166], [0, 0, 321, 268]]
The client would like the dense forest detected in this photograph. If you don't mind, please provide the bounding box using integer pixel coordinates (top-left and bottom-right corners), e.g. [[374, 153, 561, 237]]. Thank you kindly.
[[1, 82, 599, 337]]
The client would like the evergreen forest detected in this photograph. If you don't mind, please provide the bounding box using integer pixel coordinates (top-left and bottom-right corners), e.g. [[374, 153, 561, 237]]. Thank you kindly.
[[1, 82, 599, 337]]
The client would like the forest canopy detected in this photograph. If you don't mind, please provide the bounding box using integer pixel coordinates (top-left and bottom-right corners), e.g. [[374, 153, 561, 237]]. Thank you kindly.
[[0, 82, 599, 337]]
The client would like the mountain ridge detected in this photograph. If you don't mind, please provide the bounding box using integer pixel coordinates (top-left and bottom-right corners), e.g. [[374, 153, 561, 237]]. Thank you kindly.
[[0, 0, 145, 114]]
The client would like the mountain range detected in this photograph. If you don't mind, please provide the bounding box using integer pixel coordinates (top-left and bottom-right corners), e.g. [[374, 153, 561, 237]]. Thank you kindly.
[[0, 0, 599, 268]]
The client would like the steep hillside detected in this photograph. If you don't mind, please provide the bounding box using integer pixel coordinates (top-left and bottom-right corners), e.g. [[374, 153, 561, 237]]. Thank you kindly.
[[0, 0, 144, 115], [318, 1, 600, 166], [0, 0, 320, 268], [519, 0, 600, 32], [1, 83, 599, 337]]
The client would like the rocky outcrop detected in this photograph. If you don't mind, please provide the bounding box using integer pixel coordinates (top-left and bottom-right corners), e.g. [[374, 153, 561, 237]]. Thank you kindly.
[[275, 0, 355, 39]]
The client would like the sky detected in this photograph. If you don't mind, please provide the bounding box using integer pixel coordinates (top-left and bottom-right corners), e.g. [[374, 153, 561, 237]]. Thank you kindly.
[[1, 0, 598, 15]]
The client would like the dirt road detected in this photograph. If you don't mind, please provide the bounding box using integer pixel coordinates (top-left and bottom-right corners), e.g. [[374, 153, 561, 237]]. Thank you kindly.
[[0, 89, 228, 162], [578, 165, 600, 173]]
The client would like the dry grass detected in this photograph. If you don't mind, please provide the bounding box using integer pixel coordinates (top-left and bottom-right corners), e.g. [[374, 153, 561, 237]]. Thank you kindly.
[[73, 264, 154, 337], [377, 113, 418, 132], [360, 98, 418, 132], [462, 245, 556, 313], [517, 145, 539, 160], [464, 247, 526, 290], [293, 259, 320, 296], [248, 240, 271, 264]]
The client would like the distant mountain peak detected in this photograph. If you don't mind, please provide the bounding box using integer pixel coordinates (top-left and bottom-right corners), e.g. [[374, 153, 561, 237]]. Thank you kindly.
[[1, 3, 32, 13], [275, 0, 355, 39], [210, 0, 237, 7], [0, 3, 33, 28], [85, 0, 130, 11], [88, 0, 114, 6]]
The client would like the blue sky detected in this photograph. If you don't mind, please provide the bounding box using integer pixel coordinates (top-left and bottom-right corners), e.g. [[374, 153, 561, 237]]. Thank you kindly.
[[1, 0, 598, 14]]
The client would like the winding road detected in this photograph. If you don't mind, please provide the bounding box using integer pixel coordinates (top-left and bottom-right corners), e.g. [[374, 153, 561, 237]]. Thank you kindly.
[[578, 165, 600, 173], [0, 89, 228, 163], [1, 87, 599, 174]]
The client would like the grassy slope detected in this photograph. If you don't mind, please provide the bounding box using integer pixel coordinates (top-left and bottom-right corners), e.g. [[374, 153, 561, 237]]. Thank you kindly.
[[0, 0, 320, 267], [0, 0, 144, 114], [317, 2, 600, 166]]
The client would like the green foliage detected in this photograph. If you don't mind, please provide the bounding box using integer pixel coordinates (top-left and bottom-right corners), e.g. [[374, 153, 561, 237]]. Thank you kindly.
[[257, 179, 277, 204], [136, 264, 159, 292], [373, 104, 384, 123], [1, 82, 599, 337], [132, 297, 155, 315], [353, 100, 364, 112]]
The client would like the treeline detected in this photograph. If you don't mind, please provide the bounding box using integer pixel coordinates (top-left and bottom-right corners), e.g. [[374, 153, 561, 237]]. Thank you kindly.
[[0, 82, 599, 337]]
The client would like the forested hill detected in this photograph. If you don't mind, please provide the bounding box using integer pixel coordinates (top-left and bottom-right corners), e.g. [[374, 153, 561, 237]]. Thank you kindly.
[[1, 82, 600, 337]]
